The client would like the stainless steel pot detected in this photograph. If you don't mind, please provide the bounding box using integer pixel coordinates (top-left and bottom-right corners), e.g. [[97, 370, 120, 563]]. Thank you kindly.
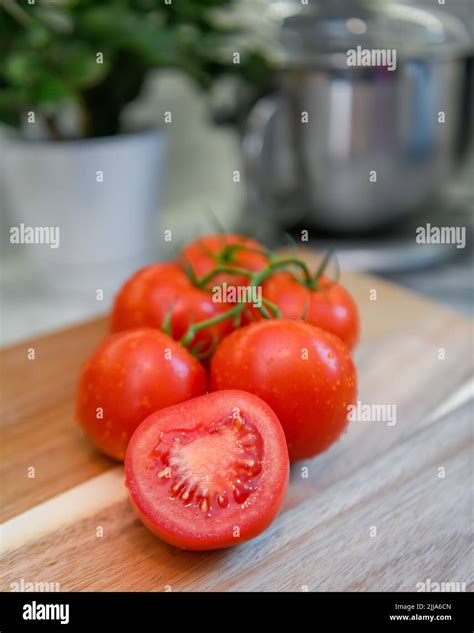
[[243, 0, 473, 232]]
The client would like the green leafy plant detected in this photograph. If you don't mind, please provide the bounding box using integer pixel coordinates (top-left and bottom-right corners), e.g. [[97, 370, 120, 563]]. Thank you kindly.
[[0, 0, 272, 138]]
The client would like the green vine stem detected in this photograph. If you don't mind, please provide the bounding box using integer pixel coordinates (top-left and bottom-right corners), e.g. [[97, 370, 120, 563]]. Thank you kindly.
[[313, 249, 336, 286], [265, 257, 316, 290], [179, 247, 335, 352], [219, 243, 273, 262], [261, 297, 282, 319], [161, 304, 175, 337], [256, 304, 272, 320], [180, 304, 241, 347], [196, 265, 254, 289]]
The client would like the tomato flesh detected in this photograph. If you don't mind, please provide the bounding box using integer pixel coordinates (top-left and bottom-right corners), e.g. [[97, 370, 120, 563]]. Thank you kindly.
[[125, 390, 289, 550]]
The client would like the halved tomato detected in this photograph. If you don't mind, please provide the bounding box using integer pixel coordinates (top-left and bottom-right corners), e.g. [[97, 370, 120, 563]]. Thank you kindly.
[[125, 390, 289, 550]]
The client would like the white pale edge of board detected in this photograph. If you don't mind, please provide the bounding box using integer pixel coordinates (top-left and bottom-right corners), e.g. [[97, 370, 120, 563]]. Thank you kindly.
[[0, 466, 126, 554], [425, 378, 474, 424]]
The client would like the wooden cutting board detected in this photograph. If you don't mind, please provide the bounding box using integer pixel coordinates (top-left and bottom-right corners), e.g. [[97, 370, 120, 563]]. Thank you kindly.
[[1, 260, 473, 592]]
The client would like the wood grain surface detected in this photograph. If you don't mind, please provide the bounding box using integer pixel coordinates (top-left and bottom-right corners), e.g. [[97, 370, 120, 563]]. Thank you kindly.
[[1, 260, 473, 592]]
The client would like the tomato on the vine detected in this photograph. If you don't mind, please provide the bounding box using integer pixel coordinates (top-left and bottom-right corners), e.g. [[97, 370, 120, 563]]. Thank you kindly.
[[125, 390, 289, 550], [210, 319, 357, 461], [77, 328, 207, 460], [110, 262, 234, 353], [244, 272, 360, 350], [179, 234, 269, 287]]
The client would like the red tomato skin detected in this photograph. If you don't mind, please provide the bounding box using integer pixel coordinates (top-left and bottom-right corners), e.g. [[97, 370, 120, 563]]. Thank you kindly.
[[110, 262, 234, 350], [245, 273, 360, 350], [76, 328, 207, 461], [125, 390, 289, 550], [209, 320, 357, 461], [179, 234, 268, 287]]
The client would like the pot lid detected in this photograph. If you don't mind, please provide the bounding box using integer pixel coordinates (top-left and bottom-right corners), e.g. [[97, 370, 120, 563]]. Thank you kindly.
[[264, 0, 473, 68]]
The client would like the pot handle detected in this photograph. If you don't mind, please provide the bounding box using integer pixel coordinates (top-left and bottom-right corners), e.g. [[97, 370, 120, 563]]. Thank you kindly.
[[242, 95, 279, 212]]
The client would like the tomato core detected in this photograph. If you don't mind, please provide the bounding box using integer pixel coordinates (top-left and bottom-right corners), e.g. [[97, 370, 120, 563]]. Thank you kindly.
[[151, 412, 263, 517]]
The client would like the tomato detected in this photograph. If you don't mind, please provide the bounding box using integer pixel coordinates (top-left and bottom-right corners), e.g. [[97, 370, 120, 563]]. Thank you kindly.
[[125, 390, 289, 550], [179, 234, 268, 287], [110, 262, 234, 353], [244, 272, 359, 350], [76, 328, 207, 461], [209, 320, 357, 461]]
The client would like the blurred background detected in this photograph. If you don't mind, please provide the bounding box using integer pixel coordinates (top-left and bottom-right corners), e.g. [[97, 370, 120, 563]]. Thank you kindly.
[[1, 0, 473, 345]]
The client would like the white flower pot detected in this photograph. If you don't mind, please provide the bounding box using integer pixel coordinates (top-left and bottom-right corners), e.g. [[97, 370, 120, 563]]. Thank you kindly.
[[1, 129, 167, 294]]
